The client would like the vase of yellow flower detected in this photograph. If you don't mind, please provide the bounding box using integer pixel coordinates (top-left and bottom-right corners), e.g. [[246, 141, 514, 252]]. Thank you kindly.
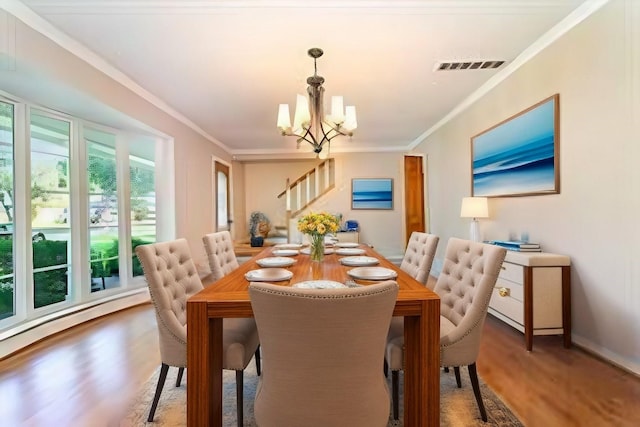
[[297, 211, 340, 263]]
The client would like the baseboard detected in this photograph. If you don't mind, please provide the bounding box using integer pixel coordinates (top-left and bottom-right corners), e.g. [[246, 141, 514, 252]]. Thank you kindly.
[[572, 334, 640, 377], [0, 289, 150, 360]]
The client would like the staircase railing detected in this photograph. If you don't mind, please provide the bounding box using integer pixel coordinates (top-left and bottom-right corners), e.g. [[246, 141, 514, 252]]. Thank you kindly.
[[277, 158, 335, 238]]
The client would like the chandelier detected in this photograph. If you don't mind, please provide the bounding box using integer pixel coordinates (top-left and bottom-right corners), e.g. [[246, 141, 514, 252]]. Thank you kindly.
[[276, 48, 357, 158]]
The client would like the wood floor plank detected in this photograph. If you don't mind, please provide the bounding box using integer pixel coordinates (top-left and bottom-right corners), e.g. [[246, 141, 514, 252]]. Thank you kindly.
[[1, 299, 639, 426]]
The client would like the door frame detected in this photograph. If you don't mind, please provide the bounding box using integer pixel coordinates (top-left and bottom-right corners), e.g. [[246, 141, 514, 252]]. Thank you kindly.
[[211, 156, 234, 237], [403, 154, 428, 244]]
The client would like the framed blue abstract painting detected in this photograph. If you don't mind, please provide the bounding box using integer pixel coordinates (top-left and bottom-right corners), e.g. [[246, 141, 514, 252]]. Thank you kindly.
[[471, 94, 560, 197], [351, 178, 393, 209]]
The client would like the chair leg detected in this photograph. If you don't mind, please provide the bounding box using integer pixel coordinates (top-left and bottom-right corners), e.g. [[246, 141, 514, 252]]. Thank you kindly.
[[255, 346, 261, 376], [176, 367, 184, 387], [148, 363, 169, 422], [454, 366, 462, 388], [391, 370, 400, 420], [468, 363, 488, 422], [236, 370, 244, 427]]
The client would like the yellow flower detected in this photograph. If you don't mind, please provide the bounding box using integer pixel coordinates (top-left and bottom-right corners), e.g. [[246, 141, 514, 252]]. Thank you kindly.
[[297, 211, 340, 237]]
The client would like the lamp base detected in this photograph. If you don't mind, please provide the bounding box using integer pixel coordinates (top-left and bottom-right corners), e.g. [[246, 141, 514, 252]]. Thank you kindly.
[[469, 219, 481, 242]]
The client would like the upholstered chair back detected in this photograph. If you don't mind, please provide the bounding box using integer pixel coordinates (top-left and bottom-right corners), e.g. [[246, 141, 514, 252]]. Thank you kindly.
[[203, 231, 239, 282], [434, 238, 506, 366], [400, 232, 440, 287], [249, 280, 399, 427], [135, 238, 204, 367]]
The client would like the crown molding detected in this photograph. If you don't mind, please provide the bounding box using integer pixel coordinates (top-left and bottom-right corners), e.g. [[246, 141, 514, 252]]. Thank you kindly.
[[409, 0, 610, 149], [2, 0, 232, 153]]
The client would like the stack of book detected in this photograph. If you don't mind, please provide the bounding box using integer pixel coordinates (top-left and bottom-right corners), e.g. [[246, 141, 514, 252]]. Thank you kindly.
[[486, 240, 542, 252]]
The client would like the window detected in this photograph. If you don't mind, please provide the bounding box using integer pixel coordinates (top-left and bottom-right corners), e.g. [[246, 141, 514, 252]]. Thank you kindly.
[[129, 151, 155, 277], [30, 110, 71, 309], [0, 92, 167, 336], [0, 101, 15, 320], [86, 128, 119, 292]]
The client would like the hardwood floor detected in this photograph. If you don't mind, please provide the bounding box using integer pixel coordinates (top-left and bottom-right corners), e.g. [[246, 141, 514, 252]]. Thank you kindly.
[[478, 317, 640, 427], [1, 302, 639, 426]]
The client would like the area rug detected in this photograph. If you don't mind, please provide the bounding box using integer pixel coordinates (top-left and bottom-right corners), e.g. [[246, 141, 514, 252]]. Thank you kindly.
[[119, 359, 522, 426]]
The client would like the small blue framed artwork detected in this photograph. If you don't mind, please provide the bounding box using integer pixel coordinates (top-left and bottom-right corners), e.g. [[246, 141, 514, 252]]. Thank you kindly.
[[471, 94, 560, 197], [351, 178, 393, 210]]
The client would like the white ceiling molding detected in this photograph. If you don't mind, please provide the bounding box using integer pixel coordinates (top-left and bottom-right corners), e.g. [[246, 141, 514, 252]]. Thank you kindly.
[[2, 0, 232, 153], [3, 1, 608, 158]]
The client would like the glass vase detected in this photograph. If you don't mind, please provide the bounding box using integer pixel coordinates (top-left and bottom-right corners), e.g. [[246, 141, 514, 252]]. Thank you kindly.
[[309, 234, 325, 263]]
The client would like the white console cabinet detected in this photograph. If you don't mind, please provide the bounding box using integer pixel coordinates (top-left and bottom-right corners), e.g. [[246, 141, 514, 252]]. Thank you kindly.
[[488, 251, 571, 351]]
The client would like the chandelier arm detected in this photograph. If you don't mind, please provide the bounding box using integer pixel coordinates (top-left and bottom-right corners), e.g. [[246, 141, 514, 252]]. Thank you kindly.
[[321, 122, 352, 141], [285, 126, 321, 150]]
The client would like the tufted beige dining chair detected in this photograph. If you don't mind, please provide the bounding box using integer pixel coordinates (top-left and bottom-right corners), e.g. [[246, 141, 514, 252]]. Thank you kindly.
[[386, 237, 506, 421], [202, 230, 262, 376], [249, 280, 399, 427], [135, 238, 260, 426], [399, 231, 440, 287], [384, 232, 439, 379], [202, 230, 240, 282]]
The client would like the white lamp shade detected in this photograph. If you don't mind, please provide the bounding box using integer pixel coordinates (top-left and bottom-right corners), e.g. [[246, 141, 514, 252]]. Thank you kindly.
[[460, 197, 489, 219], [293, 94, 310, 133], [330, 96, 345, 124], [343, 105, 357, 131], [277, 104, 291, 129]]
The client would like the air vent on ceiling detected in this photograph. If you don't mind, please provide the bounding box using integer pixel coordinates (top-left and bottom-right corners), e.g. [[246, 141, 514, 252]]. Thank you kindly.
[[434, 60, 505, 71]]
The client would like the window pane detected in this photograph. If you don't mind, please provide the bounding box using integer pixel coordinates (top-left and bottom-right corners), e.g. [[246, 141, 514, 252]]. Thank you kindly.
[[30, 111, 71, 309], [87, 129, 119, 292], [217, 171, 228, 228], [0, 101, 15, 319], [130, 153, 155, 277]]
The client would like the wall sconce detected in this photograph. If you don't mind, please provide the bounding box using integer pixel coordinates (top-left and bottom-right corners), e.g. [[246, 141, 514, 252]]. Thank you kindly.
[[460, 197, 489, 242]]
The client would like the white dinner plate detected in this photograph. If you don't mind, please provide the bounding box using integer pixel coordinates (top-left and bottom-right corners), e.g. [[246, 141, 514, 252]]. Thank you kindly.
[[256, 257, 297, 268], [272, 249, 299, 257], [292, 280, 347, 289], [335, 248, 366, 256], [339, 256, 380, 267], [347, 267, 398, 281], [274, 243, 303, 249], [300, 247, 335, 255], [245, 268, 293, 282], [335, 242, 359, 248]]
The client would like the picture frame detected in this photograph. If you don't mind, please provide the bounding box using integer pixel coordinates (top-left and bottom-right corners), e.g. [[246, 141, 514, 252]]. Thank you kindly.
[[471, 94, 560, 197], [351, 178, 393, 210]]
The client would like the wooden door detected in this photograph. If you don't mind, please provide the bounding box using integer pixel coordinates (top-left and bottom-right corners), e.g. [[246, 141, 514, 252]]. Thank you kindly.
[[404, 155, 425, 245], [214, 161, 231, 232]]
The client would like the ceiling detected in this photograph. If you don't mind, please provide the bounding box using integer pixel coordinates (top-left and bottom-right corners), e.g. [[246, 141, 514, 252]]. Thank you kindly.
[[7, 1, 597, 159]]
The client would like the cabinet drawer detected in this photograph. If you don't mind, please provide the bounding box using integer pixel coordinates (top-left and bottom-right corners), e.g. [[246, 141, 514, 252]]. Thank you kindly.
[[336, 232, 359, 244], [498, 261, 524, 284], [495, 277, 524, 302], [490, 287, 524, 325]]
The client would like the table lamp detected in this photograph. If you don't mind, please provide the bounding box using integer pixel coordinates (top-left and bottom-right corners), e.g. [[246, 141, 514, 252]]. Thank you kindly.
[[460, 197, 489, 242]]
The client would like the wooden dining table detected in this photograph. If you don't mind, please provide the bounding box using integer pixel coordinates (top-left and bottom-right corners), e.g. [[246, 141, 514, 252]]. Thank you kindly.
[[187, 243, 441, 426]]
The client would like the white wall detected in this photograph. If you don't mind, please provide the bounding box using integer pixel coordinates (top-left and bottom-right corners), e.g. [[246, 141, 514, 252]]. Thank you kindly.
[[242, 152, 406, 257], [414, 0, 639, 373]]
